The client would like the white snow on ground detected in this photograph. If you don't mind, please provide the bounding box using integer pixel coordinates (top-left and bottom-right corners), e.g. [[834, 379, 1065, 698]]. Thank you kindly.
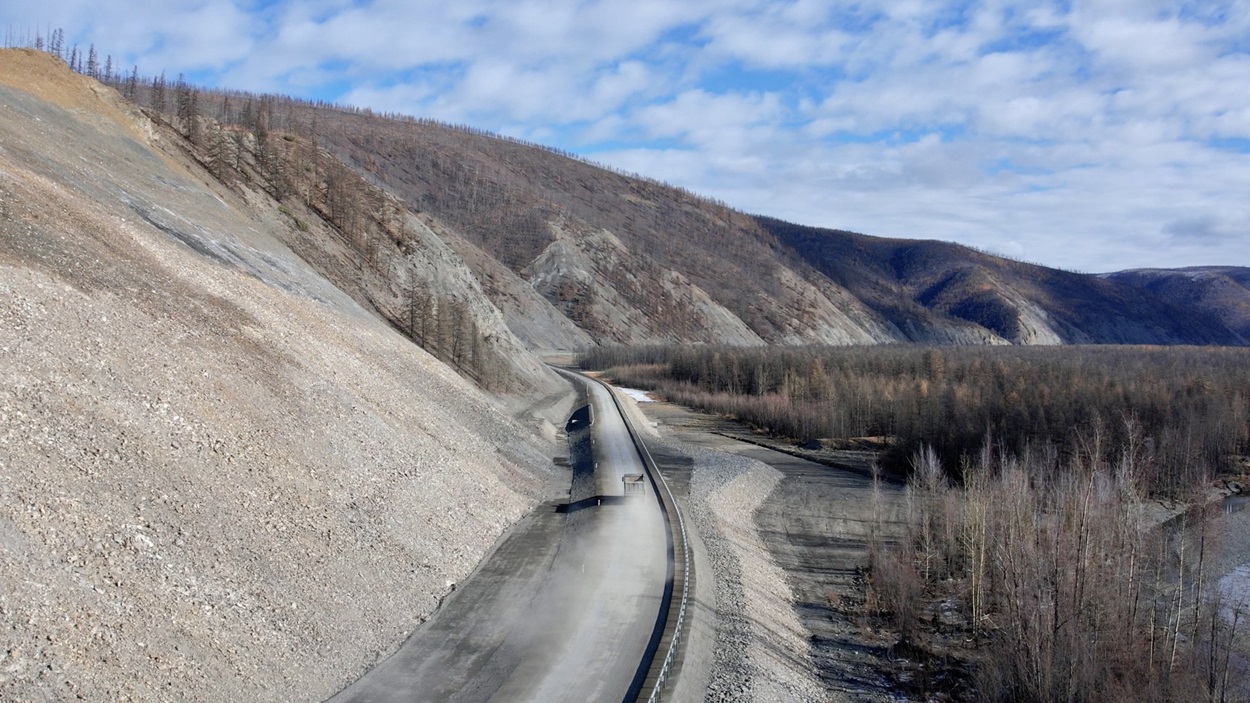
[[615, 386, 655, 402]]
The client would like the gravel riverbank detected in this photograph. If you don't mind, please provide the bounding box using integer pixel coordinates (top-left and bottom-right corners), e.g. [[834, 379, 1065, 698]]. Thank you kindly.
[[613, 390, 907, 701]]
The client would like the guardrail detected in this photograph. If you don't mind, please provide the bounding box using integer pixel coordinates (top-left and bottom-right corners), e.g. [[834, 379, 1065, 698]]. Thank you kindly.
[[600, 383, 690, 703]]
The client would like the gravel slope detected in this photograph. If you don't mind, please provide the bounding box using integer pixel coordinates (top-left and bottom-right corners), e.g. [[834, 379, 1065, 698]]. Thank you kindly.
[[0, 49, 564, 701], [688, 447, 827, 703]]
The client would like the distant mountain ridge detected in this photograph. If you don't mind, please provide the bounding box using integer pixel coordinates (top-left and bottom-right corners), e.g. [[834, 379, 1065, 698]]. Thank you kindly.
[[759, 219, 1247, 346], [1104, 267, 1250, 343]]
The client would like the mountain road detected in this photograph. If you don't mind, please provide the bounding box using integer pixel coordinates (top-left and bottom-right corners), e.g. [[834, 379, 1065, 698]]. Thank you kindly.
[[328, 372, 668, 702]]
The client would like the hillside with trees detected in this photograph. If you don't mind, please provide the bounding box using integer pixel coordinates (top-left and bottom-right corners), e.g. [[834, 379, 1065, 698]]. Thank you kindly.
[[45, 41, 1243, 352], [757, 217, 1245, 346], [1107, 267, 1250, 341]]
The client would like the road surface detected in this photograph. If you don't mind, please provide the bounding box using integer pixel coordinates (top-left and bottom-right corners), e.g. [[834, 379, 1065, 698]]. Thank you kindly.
[[328, 373, 668, 703]]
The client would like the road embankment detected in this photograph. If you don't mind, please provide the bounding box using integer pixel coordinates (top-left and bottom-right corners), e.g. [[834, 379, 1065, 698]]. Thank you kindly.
[[606, 388, 830, 702]]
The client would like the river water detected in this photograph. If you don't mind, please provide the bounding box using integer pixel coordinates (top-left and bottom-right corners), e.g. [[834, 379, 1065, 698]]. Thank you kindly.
[[1215, 497, 1250, 619]]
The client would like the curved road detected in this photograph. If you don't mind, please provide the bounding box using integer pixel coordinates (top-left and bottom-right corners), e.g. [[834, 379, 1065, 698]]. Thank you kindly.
[[329, 373, 668, 703]]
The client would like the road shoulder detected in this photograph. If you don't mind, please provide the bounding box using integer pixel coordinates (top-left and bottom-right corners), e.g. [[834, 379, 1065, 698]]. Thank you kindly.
[[630, 395, 904, 702]]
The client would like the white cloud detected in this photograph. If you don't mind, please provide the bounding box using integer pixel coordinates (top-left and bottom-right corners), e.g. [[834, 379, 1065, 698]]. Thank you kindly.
[[698, 5, 856, 69]]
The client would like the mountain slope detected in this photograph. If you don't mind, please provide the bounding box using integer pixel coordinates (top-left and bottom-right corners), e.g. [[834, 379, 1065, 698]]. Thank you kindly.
[[94, 74, 1245, 350], [261, 102, 1246, 349], [0, 49, 566, 701], [1106, 267, 1250, 343], [266, 106, 901, 346], [757, 217, 1244, 346]]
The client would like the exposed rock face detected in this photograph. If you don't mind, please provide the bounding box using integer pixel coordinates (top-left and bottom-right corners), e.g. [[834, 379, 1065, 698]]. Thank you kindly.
[[442, 229, 594, 352], [525, 224, 768, 345], [0, 49, 564, 701]]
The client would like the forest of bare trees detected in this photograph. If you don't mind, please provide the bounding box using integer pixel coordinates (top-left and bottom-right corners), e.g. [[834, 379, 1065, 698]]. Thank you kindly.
[[870, 440, 1247, 701], [583, 343, 1250, 699], [581, 344, 1250, 493]]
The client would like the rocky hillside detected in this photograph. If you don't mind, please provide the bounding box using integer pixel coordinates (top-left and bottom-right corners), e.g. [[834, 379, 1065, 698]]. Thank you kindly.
[[305, 111, 896, 347], [161, 91, 1245, 349], [0, 48, 570, 701], [161, 99, 889, 349]]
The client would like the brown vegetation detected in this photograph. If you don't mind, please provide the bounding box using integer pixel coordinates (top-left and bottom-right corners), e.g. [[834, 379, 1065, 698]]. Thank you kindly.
[[581, 344, 1250, 494], [867, 441, 1247, 702], [583, 343, 1250, 699]]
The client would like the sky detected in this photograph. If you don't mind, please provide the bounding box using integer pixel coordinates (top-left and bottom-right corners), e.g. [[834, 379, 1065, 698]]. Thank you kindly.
[[5, 0, 1250, 272]]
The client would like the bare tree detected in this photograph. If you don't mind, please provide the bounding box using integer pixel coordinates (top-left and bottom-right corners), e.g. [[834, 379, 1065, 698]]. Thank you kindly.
[[150, 71, 167, 114], [174, 74, 201, 143], [124, 66, 139, 100]]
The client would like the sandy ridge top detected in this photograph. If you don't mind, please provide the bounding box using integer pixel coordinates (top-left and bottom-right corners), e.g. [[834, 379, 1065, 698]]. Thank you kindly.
[[0, 48, 152, 142]]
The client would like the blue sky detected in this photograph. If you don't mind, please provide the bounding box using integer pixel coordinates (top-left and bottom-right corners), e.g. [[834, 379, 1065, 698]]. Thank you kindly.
[[5, 0, 1250, 272]]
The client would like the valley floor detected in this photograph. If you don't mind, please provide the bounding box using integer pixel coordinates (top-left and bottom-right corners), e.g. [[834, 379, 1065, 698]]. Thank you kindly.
[[614, 390, 906, 701], [631, 394, 1250, 702]]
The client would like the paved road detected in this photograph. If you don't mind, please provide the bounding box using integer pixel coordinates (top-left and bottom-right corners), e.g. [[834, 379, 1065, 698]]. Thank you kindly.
[[329, 374, 667, 703]]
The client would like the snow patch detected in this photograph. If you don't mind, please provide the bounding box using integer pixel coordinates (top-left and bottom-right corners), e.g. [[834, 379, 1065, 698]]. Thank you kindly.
[[615, 387, 654, 403]]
